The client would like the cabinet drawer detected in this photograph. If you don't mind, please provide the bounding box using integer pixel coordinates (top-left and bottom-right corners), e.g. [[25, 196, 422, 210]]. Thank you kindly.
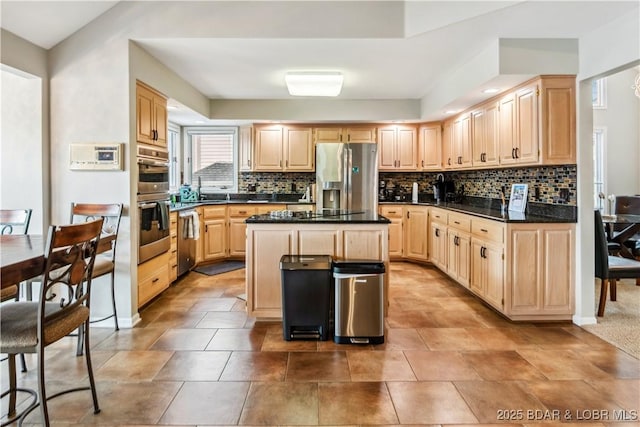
[[448, 212, 471, 232], [257, 204, 285, 214], [430, 207, 448, 224], [203, 206, 226, 219], [228, 205, 256, 217], [138, 252, 170, 307], [380, 205, 403, 218], [472, 218, 505, 244]]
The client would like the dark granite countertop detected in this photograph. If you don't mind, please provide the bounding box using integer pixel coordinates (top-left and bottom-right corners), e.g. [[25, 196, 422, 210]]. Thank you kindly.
[[170, 197, 314, 212], [380, 196, 576, 223], [246, 210, 390, 224]]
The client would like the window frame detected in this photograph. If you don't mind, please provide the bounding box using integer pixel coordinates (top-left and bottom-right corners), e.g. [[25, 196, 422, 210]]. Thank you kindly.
[[168, 123, 181, 192], [185, 126, 239, 193], [593, 126, 607, 211]]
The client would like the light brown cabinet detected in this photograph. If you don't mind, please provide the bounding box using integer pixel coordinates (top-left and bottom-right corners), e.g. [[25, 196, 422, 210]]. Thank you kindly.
[[138, 252, 169, 308], [471, 102, 499, 167], [404, 206, 428, 261], [470, 218, 505, 311], [254, 125, 314, 171], [505, 223, 574, 320], [202, 206, 227, 261], [379, 205, 403, 258], [313, 126, 377, 143], [418, 124, 442, 170], [136, 82, 167, 147], [169, 212, 178, 282], [446, 213, 471, 288], [428, 208, 448, 271], [228, 205, 256, 257], [238, 126, 253, 172], [378, 125, 418, 171], [499, 83, 539, 165]]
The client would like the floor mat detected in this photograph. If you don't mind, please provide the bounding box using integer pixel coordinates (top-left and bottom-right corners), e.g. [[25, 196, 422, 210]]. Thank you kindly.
[[193, 261, 245, 276]]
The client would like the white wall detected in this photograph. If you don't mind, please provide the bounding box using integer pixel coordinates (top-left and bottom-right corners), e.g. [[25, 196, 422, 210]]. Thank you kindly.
[[595, 68, 640, 197], [0, 68, 44, 234]]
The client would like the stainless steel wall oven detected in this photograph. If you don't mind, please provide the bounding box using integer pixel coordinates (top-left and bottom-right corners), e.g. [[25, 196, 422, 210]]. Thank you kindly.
[[137, 146, 171, 264]]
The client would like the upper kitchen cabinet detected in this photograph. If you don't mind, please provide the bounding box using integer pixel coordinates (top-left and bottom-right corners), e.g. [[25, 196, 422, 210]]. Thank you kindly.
[[136, 82, 167, 147], [238, 126, 253, 172], [378, 124, 418, 171], [498, 76, 576, 166], [253, 125, 314, 172], [443, 114, 472, 169], [313, 126, 377, 143], [471, 102, 499, 168], [418, 123, 442, 171]]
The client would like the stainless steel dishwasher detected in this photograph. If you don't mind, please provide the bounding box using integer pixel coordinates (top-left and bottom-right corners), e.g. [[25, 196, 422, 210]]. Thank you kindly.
[[178, 209, 197, 276]]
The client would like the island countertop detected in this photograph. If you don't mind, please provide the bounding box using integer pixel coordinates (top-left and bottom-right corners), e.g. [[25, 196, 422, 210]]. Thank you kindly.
[[245, 210, 390, 224]]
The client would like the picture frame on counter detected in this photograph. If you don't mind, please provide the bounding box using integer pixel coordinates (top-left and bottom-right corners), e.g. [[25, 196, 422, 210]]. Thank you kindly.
[[509, 183, 528, 213]]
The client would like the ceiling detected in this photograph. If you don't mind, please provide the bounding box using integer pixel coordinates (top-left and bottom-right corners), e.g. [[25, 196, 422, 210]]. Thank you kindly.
[[1, 1, 637, 125]]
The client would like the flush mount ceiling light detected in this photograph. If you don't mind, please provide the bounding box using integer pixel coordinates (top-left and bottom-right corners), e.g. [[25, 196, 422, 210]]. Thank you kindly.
[[285, 71, 343, 96], [482, 88, 500, 94]]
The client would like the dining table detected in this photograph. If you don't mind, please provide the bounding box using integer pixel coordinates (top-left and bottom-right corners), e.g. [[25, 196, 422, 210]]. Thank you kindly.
[[601, 213, 640, 259], [1, 233, 116, 290]]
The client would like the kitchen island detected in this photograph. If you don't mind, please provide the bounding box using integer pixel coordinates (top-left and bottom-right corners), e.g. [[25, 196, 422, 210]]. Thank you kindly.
[[245, 210, 390, 319]]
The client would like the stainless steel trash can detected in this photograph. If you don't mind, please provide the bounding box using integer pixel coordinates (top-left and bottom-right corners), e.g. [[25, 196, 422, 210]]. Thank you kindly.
[[333, 261, 385, 344], [280, 255, 332, 341]]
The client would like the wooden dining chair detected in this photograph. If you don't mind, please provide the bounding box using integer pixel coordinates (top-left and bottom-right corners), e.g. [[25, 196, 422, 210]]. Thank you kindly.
[[0, 219, 103, 427], [70, 203, 123, 332], [594, 210, 640, 316]]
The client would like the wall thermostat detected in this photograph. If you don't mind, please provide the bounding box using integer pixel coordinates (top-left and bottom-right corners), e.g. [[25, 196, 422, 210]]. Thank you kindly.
[[70, 143, 123, 170]]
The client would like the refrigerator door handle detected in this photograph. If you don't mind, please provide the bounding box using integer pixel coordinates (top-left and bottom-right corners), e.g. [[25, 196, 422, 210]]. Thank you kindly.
[[344, 147, 353, 210]]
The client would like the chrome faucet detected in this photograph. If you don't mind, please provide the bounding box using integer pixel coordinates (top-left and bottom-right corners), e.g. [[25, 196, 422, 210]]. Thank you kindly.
[[226, 193, 230, 201]]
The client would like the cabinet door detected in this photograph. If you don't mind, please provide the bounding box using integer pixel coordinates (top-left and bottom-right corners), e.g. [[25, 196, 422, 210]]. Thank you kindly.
[[471, 109, 485, 166], [405, 207, 428, 260], [238, 126, 253, 171], [228, 218, 248, 257], [419, 125, 441, 170], [387, 217, 403, 258], [508, 228, 541, 313], [315, 127, 342, 143], [296, 229, 339, 256], [483, 102, 500, 166], [429, 222, 446, 270], [540, 227, 574, 313], [397, 127, 418, 170], [470, 240, 485, 295], [284, 127, 314, 171], [458, 114, 472, 168], [153, 95, 167, 147], [457, 232, 471, 288], [539, 78, 576, 164], [515, 84, 539, 164], [346, 127, 376, 143], [483, 242, 504, 310], [342, 229, 384, 260], [136, 85, 154, 145], [442, 121, 455, 169], [378, 128, 397, 170], [204, 219, 227, 260], [254, 127, 283, 171], [247, 229, 294, 316], [498, 93, 517, 165]]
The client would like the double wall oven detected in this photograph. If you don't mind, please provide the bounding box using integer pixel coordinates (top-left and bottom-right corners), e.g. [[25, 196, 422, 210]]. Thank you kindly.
[[137, 146, 171, 264]]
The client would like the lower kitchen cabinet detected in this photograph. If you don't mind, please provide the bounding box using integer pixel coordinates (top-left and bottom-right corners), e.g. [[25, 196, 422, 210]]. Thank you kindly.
[[169, 212, 178, 282], [404, 206, 428, 261], [228, 205, 257, 257], [470, 217, 505, 311], [428, 208, 448, 271], [138, 251, 170, 308], [446, 228, 470, 288], [379, 205, 403, 258], [505, 223, 575, 320], [203, 206, 227, 261]]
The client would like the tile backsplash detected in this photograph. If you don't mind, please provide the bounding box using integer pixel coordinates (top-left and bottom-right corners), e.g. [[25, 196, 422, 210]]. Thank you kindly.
[[380, 165, 577, 205], [238, 165, 577, 206]]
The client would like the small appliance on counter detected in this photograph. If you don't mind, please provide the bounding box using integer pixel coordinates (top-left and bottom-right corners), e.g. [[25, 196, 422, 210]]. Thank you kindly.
[[179, 185, 199, 202], [433, 174, 455, 202]]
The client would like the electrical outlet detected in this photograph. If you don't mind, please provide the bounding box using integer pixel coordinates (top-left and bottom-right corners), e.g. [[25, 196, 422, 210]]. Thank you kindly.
[[559, 188, 570, 202]]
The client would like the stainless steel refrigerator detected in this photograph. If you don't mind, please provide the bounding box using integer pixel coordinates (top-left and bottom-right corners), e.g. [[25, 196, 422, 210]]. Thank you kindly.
[[315, 142, 378, 213]]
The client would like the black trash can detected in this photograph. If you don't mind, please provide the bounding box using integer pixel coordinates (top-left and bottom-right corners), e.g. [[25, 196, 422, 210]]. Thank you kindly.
[[280, 255, 332, 341], [333, 261, 385, 345]]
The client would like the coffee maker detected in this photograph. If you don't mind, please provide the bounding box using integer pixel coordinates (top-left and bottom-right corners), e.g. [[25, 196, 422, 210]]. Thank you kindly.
[[378, 180, 387, 201], [433, 174, 455, 202]]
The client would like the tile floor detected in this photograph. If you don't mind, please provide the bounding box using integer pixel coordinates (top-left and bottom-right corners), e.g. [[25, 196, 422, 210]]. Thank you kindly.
[[2, 262, 639, 426]]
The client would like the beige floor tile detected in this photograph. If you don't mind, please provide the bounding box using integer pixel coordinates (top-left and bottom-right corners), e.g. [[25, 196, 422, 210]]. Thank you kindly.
[[239, 382, 318, 425], [346, 350, 416, 381], [260, 328, 318, 352], [206, 328, 267, 351], [286, 351, 350, 382], [196, 311, 250, 328], [454, 380, 547, 423], [404, 350, 482, 381], [190, 297, 239, 312], [585, 379, 640, 412], [574, 348, 640, 379], [517, 348, 613, 380], [154, 350, 231, 381], [375, 328, 428, 351], [461, 350, 547, 381], [418, 327, 484, 351], [219, 351, 288, 381], [94, 327, 166, 351], [159, 382, 249, 425], [387, 381, 478, 424], [95, 350, 173, 381], [150, 328, 216, 351], [318, 382, 398, 425]]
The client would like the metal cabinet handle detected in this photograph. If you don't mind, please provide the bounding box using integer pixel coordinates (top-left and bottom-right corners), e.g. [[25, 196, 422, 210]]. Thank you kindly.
[[515, 147, 519, 158], [480, 228, 488, 233], [511, 148, 516, 159]]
